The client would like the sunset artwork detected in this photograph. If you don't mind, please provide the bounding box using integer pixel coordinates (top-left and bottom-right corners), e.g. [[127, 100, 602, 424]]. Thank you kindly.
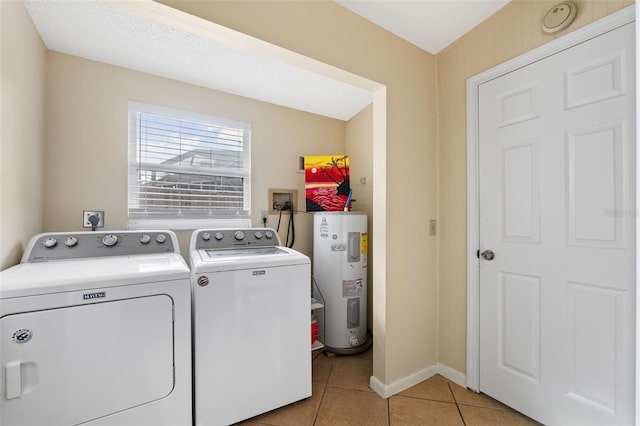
[[304, 155, 351, 212]]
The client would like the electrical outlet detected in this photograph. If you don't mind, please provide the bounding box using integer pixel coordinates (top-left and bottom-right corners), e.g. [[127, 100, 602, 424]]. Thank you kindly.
[[83, 210, 105, 228], [261, 210, 268, 224]]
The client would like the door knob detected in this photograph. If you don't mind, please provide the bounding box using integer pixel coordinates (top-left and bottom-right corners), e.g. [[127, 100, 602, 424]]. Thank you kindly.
[[481, 250, 495, 260]]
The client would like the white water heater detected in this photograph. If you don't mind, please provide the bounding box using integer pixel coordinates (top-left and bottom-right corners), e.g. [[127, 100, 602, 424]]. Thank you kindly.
[[313, 211, 368, 351]]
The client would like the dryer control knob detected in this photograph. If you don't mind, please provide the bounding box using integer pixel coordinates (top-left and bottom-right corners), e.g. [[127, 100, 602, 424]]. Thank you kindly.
[[234, 231, 245, 241], [156, 234, 167, 244], [43, 237, 57, 248], [139, 234, 151, 244], [64, 237, 78, 247], [102, 234, 118, 247]]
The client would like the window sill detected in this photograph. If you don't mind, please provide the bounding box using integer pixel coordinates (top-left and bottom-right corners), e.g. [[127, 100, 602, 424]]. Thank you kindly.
[[128, 218, 251, 231]]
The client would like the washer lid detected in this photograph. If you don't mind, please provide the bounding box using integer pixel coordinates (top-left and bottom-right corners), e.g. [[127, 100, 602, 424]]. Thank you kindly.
[[190, 245, 309, 272], [204, 247, 287, 258]]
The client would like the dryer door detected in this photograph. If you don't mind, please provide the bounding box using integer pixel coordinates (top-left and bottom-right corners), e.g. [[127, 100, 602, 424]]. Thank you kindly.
[[1, 294, 174, 425]]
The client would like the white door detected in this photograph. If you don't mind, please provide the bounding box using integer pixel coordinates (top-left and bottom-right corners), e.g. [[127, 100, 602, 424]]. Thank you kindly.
[[478, 22, 635, 425]]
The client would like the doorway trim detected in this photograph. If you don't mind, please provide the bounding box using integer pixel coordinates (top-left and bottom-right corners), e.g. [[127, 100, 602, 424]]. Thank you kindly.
[[465, 4, 636, 393]]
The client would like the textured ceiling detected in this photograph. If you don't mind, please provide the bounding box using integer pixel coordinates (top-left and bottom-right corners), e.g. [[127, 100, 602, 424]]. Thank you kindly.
[[25, 0, 374, 121], [24, 0, 511, 120]]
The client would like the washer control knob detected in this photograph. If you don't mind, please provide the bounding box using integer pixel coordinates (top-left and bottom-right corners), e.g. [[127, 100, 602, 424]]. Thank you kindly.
[[254, 231, 263, 239], [234, 231, 245, 241], [156, 234, 167, 244], [102, 234, 118, 247], [43, 237, 57, 248], [64, 237, 78, 247], [265, 231, 274, 239], [214, 232, 224, 241], [201, 232, 211, 241], [139, 234, 151, 244]]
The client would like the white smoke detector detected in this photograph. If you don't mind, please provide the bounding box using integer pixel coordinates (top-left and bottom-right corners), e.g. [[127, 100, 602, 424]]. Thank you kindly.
[[542, 2, 578, 34]]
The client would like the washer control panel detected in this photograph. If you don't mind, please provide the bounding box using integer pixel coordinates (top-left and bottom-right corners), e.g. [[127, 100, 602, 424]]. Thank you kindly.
[[26, 231, 177, 262], [194, 228, 280, 250]]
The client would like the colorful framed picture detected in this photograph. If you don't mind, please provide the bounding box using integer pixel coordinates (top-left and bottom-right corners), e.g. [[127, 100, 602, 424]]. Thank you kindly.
[[304, 155, 351, 211]]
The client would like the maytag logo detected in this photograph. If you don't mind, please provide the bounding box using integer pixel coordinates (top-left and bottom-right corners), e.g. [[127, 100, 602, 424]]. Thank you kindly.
[[83, 292, 106, 300], [253, 270, 266, 276]]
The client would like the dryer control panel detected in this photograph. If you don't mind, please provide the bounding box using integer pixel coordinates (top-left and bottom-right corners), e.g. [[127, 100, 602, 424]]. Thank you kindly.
[[25, 230, 178, 262], [193, 228, 281, 251]]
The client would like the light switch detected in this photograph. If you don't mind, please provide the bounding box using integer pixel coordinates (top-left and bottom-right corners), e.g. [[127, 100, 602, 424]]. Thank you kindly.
[[429, 219, 437, 236]]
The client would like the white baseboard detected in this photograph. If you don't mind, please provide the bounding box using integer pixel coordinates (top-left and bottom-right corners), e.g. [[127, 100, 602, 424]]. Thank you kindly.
[[436, 362, 466, 388], [370, 362, 467, 399]]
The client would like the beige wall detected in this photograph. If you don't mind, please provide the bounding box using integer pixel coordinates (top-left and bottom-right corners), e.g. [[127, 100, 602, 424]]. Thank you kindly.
[[0, 1, 46, 269], [436, 0, 634, 373], [43, 52, 346, 260], [160, 0, 439, 383]]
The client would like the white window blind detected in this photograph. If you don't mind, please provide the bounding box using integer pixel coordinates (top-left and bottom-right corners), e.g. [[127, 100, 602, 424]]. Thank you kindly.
[[128, 102, 251, 229]]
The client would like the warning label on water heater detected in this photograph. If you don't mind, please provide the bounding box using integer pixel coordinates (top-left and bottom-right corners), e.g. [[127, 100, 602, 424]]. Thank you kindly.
[[343, 278, 363, 297], [361, 233, 368, 268], [319, 217, 329, 238]]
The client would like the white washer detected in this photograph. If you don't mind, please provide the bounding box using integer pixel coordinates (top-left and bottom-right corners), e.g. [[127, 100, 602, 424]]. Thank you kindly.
[[0, 230, 192, 426], [190, 228, 311, 426]]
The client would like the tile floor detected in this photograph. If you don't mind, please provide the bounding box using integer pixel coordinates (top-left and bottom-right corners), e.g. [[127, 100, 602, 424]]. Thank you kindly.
[[239, 348, 541, 426]]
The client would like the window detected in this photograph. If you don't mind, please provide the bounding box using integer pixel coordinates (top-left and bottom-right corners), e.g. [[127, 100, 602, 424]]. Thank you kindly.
[[128, 102, 251, 229]]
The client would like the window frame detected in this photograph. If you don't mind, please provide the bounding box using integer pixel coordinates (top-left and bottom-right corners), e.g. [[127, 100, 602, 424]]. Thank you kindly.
[[127, 101, 251, 230]]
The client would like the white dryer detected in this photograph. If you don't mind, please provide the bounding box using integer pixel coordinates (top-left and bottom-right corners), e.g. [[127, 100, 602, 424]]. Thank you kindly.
[[190, 228, 311, 426], [0, 230, 191, 426]]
